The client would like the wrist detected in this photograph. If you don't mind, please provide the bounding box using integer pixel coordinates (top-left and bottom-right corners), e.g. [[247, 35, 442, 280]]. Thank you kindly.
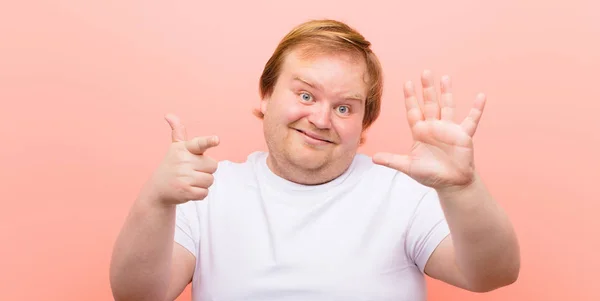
[[435, 172, 480, 199], [138, 181, 177, 210]]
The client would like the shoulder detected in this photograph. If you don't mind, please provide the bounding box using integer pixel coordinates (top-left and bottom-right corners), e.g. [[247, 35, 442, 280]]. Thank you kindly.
[[177, 152, 265, 210], [211, 151, 266, 184], [355, 153, 432, 195], [351, 153, 437, 215], [215, 151, 265, 171]]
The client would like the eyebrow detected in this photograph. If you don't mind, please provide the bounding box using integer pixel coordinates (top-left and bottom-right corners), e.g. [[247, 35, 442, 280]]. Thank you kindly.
[[292, 76, 365, 102]]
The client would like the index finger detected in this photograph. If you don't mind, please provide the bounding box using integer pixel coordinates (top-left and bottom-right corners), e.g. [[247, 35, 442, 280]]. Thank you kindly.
[[185, 135, 220, 155], [404, 80, 423, 129]]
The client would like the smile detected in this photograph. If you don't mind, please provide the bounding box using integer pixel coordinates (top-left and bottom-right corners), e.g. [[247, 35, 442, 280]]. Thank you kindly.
[[295, 129, 333, 144]]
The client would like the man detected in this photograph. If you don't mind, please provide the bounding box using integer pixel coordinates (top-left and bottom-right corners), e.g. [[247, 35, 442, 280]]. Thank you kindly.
[[109, 19, 520, 301]]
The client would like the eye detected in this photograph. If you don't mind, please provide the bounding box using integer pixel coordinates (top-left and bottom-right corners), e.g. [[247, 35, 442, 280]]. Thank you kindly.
[[336, 105, 350, 115], [299, 92, 313, 102]]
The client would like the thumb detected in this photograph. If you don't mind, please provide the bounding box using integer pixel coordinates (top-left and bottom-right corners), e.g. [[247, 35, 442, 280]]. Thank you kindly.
[[185, 135, 220, 155], [164, 114, 187, 142], [373, 152, 411, 174]]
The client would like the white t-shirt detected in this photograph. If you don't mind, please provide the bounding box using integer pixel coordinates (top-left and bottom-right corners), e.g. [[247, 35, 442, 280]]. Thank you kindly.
[[174, 151, 450, 301]]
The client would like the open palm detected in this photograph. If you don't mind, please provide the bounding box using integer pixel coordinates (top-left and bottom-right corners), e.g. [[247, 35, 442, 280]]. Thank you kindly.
[[373, 70, 486, 190]]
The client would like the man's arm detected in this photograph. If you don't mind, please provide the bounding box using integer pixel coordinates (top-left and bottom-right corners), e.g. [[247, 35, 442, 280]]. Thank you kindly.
[[109, 193, 195, 301], [166, 244, 197, 301], [424, 173, 520, 292], [109, 114, 218, 300], [372, 71, 520, 292]]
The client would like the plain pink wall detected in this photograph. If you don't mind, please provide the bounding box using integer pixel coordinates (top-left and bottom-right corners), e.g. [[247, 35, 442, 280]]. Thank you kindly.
[[1, 1, 598, 300]]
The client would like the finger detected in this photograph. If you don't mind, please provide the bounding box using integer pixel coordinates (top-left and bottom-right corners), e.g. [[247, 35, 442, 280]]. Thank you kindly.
[[440, 75, 455, 121], [185, 135, 220, 155], [192, 156, 218, 174], [421, 70, 440, 120], [185, 186, 209, 201], [460, 93, 486, 137], [188, 172, 215, 189], [372, 152, 411, 175], [165, 114, 187, 142], [404, 81, 423, 129]]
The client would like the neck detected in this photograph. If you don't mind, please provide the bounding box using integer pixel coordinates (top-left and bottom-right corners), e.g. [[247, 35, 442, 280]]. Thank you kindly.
[[265, 154, 348, 185]]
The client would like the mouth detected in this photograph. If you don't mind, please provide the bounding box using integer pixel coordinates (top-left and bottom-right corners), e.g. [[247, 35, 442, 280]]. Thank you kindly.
[[295, 129, 333, 144]]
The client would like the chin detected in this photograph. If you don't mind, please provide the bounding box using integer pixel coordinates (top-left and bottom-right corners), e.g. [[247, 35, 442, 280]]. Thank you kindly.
[[285, 146, 331, 171]]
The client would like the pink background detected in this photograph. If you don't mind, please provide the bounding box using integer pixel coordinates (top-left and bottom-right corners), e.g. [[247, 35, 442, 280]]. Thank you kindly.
[[1, 1, 598, 300]]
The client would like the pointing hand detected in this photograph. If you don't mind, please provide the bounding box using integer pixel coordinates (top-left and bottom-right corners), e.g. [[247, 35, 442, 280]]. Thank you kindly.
[[144, 114, 220, 206]]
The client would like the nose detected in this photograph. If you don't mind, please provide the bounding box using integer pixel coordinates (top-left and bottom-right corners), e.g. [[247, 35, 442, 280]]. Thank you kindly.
[[307, 102, 332, 129]]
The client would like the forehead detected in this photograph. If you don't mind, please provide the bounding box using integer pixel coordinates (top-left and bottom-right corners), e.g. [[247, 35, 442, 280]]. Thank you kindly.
[[280, 49, 370, 90]]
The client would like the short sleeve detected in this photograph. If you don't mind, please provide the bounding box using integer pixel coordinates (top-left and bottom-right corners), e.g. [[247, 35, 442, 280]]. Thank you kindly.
[[405, 188, 451, 273], [174, 202, 200, 258]]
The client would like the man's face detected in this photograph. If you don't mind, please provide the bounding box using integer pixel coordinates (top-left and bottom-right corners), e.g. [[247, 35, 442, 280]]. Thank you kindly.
[[260, 49, 368, 180]]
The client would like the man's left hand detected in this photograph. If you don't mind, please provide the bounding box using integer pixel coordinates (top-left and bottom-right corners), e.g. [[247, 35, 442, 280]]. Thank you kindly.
[[373, 70, 486, 192]]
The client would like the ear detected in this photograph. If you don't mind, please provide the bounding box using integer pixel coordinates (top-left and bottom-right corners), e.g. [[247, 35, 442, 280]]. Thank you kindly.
[[260, 96, 269, 115], [358, 129, 368, 146]]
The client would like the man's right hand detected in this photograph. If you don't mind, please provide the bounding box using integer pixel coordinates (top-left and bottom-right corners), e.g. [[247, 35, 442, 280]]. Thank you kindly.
[[144, 113, 220, 206]]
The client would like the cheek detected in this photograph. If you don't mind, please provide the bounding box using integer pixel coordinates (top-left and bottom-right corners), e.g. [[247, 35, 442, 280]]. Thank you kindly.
[[286, 106, 309, 122], [333, 120, 363, 142], [271, 94, 309, 123]]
